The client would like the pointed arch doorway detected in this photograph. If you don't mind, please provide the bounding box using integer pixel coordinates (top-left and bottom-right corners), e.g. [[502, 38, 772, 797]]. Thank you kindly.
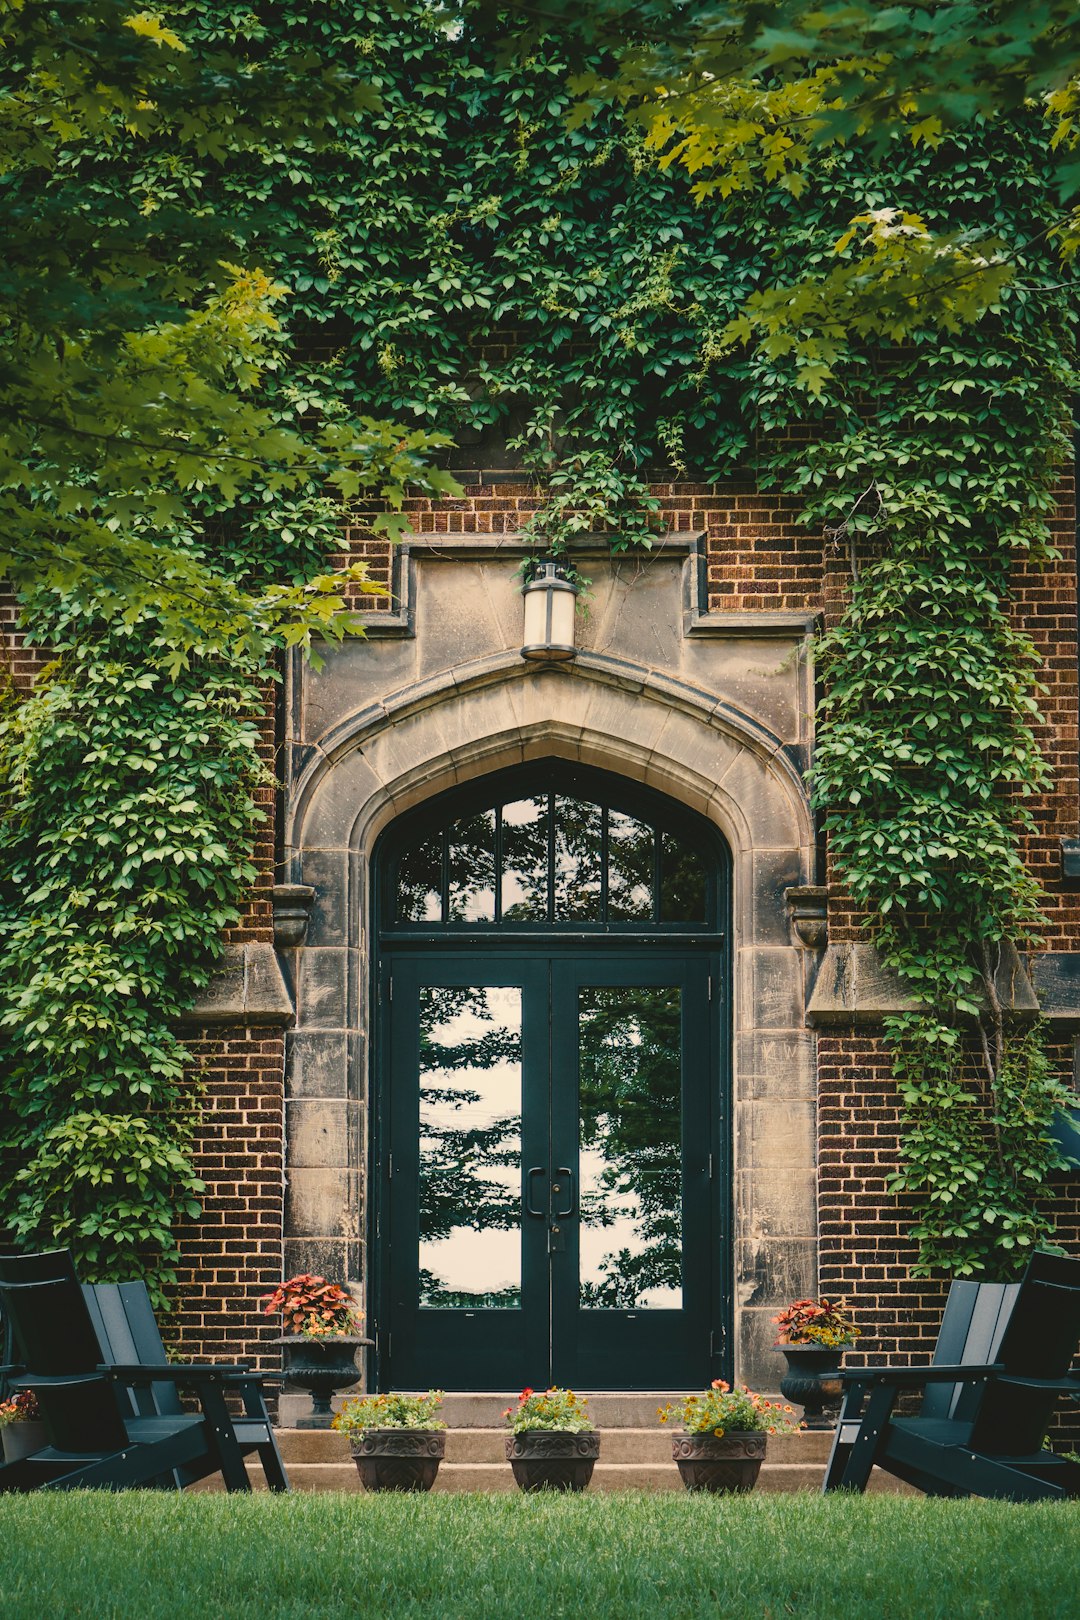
[[372, 762, 731, 1391]]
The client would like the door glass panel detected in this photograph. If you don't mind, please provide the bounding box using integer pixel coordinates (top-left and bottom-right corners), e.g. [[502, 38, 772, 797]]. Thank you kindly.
[[501, 796, 549, 921], [553, 796, 602, 920], [418, 985, 522, 1308], [660, 832, 706, 923], [397, 836, 443, 922], [607, 811, 655, 921], [577, 986, 682, 1309], [447, 810, 496, 922]]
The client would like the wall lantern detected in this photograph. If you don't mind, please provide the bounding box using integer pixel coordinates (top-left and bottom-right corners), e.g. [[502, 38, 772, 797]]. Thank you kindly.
[[520, 561, 579, 662]]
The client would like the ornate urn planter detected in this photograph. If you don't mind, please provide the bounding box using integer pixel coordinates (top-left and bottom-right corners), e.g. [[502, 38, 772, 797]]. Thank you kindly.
[[671, 1430, 767, 1493], [505, 1429, 601, 1493], [349, 1428, 445, 1492], [776, 1345, 845, 1429], [1, 1420, 47, 1465], [276, 1335, 369, 1428]]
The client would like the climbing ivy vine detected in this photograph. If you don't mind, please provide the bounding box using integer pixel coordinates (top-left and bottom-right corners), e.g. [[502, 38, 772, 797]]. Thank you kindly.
[[2, 2, 1076, 1286]]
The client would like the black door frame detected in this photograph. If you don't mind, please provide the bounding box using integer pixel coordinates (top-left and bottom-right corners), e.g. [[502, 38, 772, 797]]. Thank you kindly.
[[370, 762, 733, 1391]]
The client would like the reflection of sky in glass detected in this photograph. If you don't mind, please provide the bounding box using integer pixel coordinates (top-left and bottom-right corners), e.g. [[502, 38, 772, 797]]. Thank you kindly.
[[607, 811, 654, 919], [578, 986, 683, 1311], [419, 985, 521, 1308], [579, 1146, 681, 1310], [501, 797, 547, 920]]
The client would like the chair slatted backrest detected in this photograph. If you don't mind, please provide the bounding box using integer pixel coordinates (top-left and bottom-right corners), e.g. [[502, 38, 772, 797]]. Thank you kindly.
[[970, 1250, 1080, 1456], [0, 1249, 129, 1453], [921, 1280, 1022, 1424], [82, 1283, 184, 1420]]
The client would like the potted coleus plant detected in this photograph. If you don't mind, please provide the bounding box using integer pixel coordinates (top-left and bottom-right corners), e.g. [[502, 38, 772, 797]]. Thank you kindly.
[[0, 1389, 46, 1465], [503, 1386, 600, 1493], [659, 1380, 799, 1493], [333, 1390, 447, 1492], [261, 1273, 369, 1428], [773, 1296, 860, 1428]]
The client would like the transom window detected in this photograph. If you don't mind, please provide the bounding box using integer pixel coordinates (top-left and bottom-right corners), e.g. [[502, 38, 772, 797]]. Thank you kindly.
[[387, 769, 715, 929]]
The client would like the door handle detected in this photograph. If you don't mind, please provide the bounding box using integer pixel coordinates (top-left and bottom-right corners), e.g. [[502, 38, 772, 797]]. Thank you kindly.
[[552, 1168, 574, 1218], [525, 1166, 546, 1217]]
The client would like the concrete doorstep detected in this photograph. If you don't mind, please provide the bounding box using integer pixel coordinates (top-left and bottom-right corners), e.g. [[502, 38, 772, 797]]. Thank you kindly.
[[196, 1417, 915, 1495]]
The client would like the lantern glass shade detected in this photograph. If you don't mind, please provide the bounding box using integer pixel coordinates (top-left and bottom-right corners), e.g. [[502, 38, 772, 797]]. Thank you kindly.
[[521, 563, 578, 661]]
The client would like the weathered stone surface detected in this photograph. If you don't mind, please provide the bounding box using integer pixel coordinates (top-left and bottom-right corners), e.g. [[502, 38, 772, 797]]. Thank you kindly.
[[286, 1030, 349, 1100], [286, 1099, 363, 1171], [294, 946, 351, 1031], [735, 1236, 817, 1310], [285, 1168, 360, 1240], [735, 1099, 815, 1172], [806, 941, 1038, 1025], [296, 852, 348, 947], [735, 1031, 817, 1100], [186, 943, 294, 1026], [1031, 952, 1080, 1024], [736, 1167, 817, 1240], [737, 947, 805, 1032]]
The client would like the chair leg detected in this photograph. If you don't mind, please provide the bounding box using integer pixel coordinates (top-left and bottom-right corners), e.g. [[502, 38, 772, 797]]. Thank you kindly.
[[256, 1439, 290, 1493], [823, 1383, 868, 1492], [838, 1384, 899, 1493], [197, 1384, 253, 1493]]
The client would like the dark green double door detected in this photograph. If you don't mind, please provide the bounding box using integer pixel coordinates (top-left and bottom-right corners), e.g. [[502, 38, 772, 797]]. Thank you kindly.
[[380, 950, 725, 1390]]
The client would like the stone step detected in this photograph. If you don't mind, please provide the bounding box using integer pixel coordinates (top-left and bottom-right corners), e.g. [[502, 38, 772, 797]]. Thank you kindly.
[[198, 1454, 913, 1495], [278, 1390, 793, 1430], [274, 1427, 834, 1466]]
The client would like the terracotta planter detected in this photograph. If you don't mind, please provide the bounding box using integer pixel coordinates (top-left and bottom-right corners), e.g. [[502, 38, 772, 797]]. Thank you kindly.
[[671, 1430, 766, 1493], [349, 1428, 445, 1492], [2, 1420, 47, 1464], [276, 1335, 369, 1428], [505, 1429, 600, 1492], [776, 1343, 846, 1429]]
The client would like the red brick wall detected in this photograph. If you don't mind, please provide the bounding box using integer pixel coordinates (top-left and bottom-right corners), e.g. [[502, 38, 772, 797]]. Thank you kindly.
[[170, 1026, 285, 1371]]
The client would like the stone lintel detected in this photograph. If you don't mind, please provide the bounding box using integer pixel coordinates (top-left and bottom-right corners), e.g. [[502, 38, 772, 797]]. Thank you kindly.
[[185, 943, 294, 1027], [1031, 953, 1080, 1025], [805, 941, 1038, 1026]]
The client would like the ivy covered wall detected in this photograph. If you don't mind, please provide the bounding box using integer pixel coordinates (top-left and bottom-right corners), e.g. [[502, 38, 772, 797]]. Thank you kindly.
[[1, 2, 1078, 1311]]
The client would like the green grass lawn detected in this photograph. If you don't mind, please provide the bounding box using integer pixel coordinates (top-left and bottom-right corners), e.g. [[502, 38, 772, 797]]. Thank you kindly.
[[0, 1491, 1077, 1619]]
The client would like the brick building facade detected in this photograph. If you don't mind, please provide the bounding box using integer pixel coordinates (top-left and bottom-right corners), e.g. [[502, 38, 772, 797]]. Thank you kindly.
[[72, 468, 1069, 1395]]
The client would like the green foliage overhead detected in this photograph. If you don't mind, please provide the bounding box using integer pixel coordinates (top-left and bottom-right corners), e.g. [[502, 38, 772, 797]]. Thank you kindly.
[[0, 0, 456, 662], [1, 1, 1076, 1289]]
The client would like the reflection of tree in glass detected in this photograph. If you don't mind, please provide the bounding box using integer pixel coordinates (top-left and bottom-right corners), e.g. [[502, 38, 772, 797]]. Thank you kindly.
[[418, 1269, 521, 1310], [607, 813, 654, 920], [552, 795, 602, 919], [500, 798, 548, 920], [448, 810, 496, 921], [578, 988, 681, 1308], [419, 985, 520, 1247], [397, 835, 441, 922]]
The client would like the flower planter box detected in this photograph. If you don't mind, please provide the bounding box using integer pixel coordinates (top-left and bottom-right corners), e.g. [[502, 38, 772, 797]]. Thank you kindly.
[[276, 1335, 370, 1428], [671, 1430, 766, 1493], [349, 1428, 445, 1492], [505, 1429, 600, 1492], [776, 1345, 845, 1429]]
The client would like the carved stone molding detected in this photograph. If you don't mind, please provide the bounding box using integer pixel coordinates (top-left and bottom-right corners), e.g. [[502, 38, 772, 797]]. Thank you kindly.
[[806, 940, 1038, 1026], [785, 885, 828, 950], [273, 883, 316, 949], [184, 942, 294, 1027]]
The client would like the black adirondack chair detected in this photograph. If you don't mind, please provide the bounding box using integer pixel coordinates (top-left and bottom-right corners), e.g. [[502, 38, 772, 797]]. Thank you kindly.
[[823, 1250, 1080, 1500], [0, 1249, 288, 1492]]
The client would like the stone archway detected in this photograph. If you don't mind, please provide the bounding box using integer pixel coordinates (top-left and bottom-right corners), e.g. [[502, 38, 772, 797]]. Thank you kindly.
[[283, 646, 818, 1388]]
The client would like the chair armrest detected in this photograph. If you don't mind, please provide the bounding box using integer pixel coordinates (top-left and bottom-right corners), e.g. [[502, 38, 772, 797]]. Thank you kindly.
[[996, 1373, 1080, 1392], [839, 1363, 1002, 1388], [0, 1364, 25, 1377], [99, 1362, 260, 1385]]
